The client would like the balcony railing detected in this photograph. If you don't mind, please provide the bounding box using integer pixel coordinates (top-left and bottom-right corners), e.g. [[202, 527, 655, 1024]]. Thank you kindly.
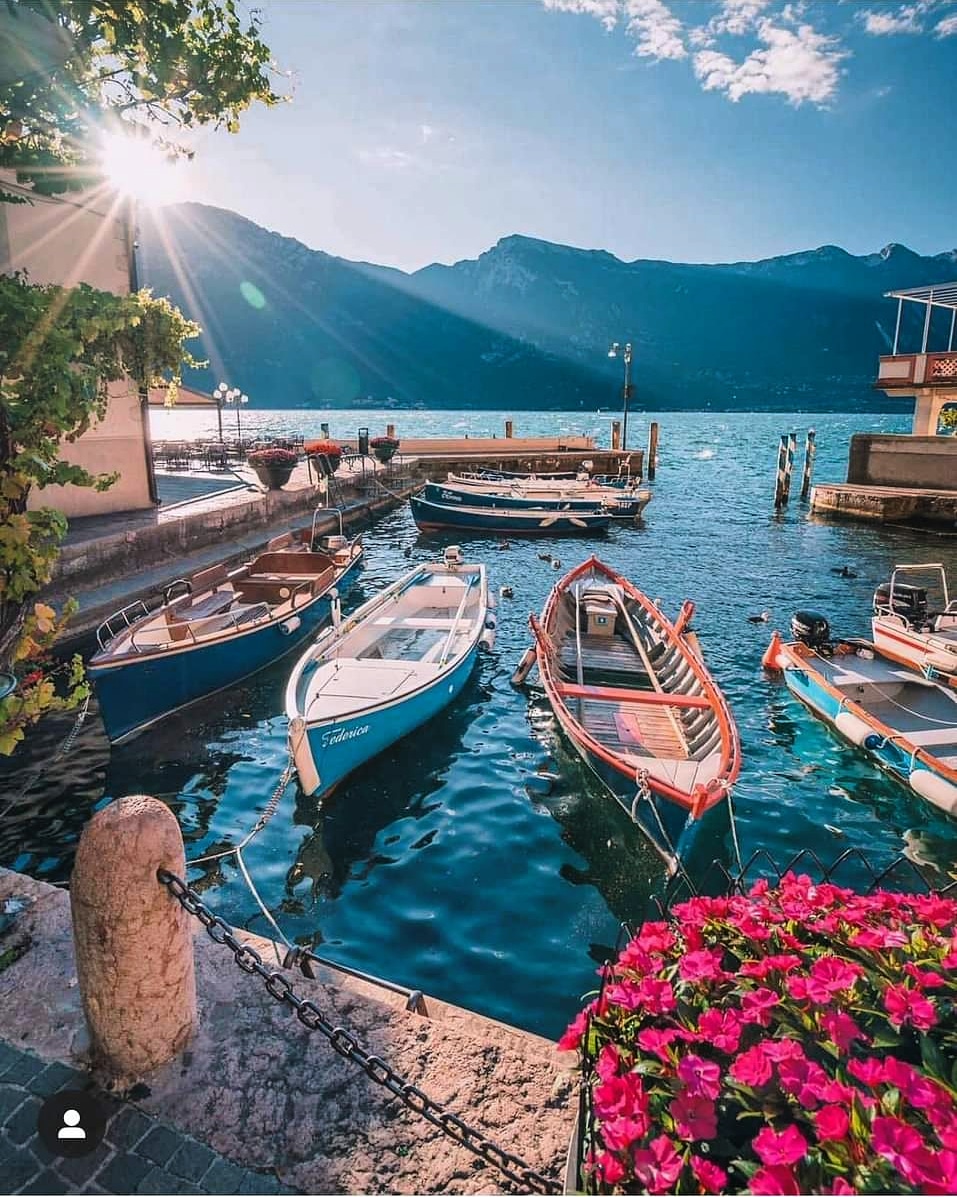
[[877, 351, 957, 388]]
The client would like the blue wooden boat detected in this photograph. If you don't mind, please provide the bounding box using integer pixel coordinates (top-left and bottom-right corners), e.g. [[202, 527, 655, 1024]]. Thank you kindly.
[[286, 548, 494, 798], [410, 492, 612, 535], [457, 468, 639, 490], [764, 616, 957, 817], [427, 481, 650, 520], [89, 513, 363, 743]]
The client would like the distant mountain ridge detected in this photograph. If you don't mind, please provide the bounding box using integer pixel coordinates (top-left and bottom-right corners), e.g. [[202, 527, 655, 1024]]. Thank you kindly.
[[138, 203, 957, 411]]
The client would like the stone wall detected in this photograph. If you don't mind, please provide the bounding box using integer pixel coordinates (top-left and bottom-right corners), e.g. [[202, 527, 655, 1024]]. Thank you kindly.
[[846, 434, 957, 490]]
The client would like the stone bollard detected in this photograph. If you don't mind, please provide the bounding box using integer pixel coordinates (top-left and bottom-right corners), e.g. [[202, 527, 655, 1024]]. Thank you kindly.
[[70, 796, 197, 1086], [505, 419, 513, 438]]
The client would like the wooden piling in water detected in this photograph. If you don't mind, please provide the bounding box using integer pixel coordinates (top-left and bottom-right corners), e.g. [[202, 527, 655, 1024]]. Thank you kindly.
[[782, 432, 797, 502], [647, 421, 659, 481], [611, 421, 621, 451], [320, 422, 330, 438], [386, 423, 395, 439], [505, 419, 514, 438], [800, 429, 816, 501], [774, 434, 788, 509]]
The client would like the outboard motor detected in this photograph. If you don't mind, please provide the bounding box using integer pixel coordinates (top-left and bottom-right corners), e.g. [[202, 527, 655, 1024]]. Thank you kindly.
[[791, 610, 831, 650], [873, 582, 928, 629]]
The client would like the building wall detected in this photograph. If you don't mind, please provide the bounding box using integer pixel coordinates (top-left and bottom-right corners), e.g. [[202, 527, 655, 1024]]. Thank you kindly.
[[0, 172, 154, 517], [847, 434, 957, 490]]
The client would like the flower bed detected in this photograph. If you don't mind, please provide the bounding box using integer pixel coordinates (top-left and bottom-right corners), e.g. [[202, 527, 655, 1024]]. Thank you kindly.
[[562, 874, 957, 1195], [370, 435, 400, 462], [303, 439, 343, 459]]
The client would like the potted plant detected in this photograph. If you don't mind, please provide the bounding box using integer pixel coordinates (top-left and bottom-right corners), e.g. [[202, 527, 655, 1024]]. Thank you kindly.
[[303, 438, 343, 475], [370, 435, 400, 464], [560, 873, 957, 1196], [247, 446, 298, 490]]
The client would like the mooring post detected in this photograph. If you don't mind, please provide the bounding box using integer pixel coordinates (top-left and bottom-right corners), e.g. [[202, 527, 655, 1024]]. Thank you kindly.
[[505, 419, 513, 439], [611, 420, 621, 451], [782, 431, 797, 502], [774, 434, 788, 509], [70, 796, 197, 1086], [386, 423, 395, 439], [320, 421, 330, 438], [647, 421, 659, 481], [800, 429, 816, 501]]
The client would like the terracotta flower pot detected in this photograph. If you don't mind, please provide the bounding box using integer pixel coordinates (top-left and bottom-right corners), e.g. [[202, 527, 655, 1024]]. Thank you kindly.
[[253, 463, 295, 490]]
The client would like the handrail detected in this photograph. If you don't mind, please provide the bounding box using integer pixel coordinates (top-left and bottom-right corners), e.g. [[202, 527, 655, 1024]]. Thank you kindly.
[[96, 600, 150, 652], [439, 573, 477, 667], [129, 599, 273, 651]]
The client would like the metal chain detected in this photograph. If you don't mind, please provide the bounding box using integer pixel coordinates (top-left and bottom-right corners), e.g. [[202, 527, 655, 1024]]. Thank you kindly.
[[158, 869, 559, 1195], [187, 755, 295, 866], [1, 695, 90, 817]]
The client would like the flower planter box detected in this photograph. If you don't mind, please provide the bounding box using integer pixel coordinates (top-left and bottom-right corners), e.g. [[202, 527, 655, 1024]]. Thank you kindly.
[[373, 445, 397, 464]]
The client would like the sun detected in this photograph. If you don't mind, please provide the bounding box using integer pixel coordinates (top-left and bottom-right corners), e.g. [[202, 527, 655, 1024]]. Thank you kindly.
[[99, 132, 188, 206]]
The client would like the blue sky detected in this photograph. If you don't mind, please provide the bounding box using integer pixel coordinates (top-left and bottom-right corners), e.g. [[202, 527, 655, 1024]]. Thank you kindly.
[[179, 0, 957, 271]]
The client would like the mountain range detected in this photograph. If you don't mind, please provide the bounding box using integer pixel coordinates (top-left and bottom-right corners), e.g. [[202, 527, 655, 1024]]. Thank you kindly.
[[138, 203, 957, 411]]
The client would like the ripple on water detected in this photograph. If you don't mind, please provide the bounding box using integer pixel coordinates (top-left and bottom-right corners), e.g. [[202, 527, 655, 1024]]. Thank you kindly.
[[2, 410, 957, 1037]]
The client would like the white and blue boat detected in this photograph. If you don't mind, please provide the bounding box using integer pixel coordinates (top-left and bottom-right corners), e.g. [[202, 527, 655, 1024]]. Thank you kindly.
[[424, 481, 650, 520], [286, 547, 495, 798], [89, 512, 363, 743], [764, 613, 957, 816], [410, 492, 612, 535]]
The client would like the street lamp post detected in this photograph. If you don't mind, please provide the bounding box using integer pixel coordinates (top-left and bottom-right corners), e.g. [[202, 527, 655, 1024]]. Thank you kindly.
[[225, 388, 249, 442], [213, 381, 227, 442], [607, 342, 634, 450]]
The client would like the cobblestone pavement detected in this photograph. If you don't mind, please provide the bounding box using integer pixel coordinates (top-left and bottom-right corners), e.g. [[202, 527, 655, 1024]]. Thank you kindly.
[[0, 1039, 297, 1196]]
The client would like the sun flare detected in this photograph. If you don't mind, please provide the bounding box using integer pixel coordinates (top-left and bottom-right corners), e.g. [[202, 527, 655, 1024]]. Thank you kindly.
[[100, 132, 188, 206]]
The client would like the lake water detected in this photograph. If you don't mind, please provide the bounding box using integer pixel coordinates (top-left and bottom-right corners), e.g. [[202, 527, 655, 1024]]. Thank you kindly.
[[4, 408, 957, 1040]]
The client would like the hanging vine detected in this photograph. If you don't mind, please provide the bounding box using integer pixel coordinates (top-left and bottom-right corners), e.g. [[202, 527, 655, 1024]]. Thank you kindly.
[[0, 272, 200, 754]]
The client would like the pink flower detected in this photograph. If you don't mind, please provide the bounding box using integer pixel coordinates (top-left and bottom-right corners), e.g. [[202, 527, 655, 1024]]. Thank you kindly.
[[760, 1038, 805, 1063], [587, 1149, 627, 1186], [777, 1057, 829, 1108], [631, 1134, 683, 1194], [602, 1114, 649, 1153], [691, 1156, 727, 1192], [558, 1009, 588, 1052], [820, 1010, 863, 1053], [823, 1181, 856, 1195], [696, 1007, 742, 1054], [848, 1056, 886, 1088], [638, 977, 677, 1015], [596, 1043, 622, 1081], [617, 941, 656, 976], [680, 948, 728, 984], [818, 1078, 857, 1105], [593, 1072, 649, 1122], [632, 921, 675, 955], [638, 1027, 683, 1062], [904, 962, 946, 989], [884, 983, 938, 1031], [604, 980, 645, 1011], [730, 1045, 773, 1087], [753, 1125, 809, 1167], [921, 1149, 957, 1196], [851, 927, 909, 949], [815, 1105, 850, 1141], [740, 954, 801, 981], [808, 955, 863, 996], [671, 1093, 717, 1141], [872, 1115, 933, 1185], [678, 1053, 722, 1100], [740, 988, 780, 1026], [749, 1164, 802, 1194]]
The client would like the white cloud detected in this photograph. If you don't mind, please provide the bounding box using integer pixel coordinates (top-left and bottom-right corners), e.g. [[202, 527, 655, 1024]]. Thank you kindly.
[[693, 17, 848, 105], [541, 0, 620, 30], [936, 11, 957, 33], [710, 0, 772, 35], [860, 4, 924, 34], [420, 124, 435, 144], [623, 0, 687, 59]]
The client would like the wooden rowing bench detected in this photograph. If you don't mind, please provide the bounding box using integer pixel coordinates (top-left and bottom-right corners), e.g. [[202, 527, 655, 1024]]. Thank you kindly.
[[556, 682, 710, 708]]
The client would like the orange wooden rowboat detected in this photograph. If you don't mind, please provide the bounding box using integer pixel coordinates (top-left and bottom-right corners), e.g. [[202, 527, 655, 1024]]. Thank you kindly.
[[525, 556, 741, 870]]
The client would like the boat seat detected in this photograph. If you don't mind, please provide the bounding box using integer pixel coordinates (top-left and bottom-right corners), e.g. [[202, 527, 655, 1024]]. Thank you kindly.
[[395, 617, 460, 629], [168, 590, 236, 622]]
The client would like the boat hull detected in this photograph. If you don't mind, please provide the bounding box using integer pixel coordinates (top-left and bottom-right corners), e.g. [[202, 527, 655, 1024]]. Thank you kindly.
[[292, 640, 479, 799], [90, 557, 361, 742], [779, 645, 957, 818], [411, 494, 610, 535], [426, 482, 645, 519]]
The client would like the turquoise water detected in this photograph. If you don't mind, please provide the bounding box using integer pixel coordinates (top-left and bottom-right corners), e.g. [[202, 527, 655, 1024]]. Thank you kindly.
[[5, 409, 957, 1039]]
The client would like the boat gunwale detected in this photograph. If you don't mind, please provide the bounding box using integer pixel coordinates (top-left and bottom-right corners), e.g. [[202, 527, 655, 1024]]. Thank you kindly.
[[778, 639, 957, 787], [532, 555, 741, 814], [89, 544, 364, 670], [285, 560, 488, 725]]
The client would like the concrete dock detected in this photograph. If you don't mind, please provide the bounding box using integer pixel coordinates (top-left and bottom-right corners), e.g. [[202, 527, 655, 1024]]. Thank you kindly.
[[0, 865, 575, 1194], [811, 481, 957, 527]]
